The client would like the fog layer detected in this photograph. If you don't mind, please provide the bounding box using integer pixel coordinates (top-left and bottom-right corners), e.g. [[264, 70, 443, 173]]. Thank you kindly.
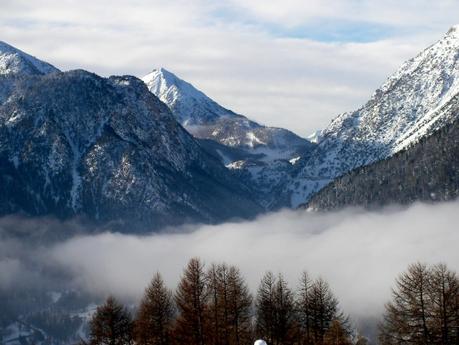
[[1, 201, 458, 324]]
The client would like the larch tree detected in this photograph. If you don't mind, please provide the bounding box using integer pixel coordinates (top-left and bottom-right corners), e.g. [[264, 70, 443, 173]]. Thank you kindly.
[[256, 272, 277, 344], [226, 265, 253, 345], [207, 263, 253, 345], [88, 296, 133, 345], [207, 263, 226, 345], [273, 273, 297, 345], [428, 263, 459, 345], [379, 262, 433, 345], [174, 257, 209, 345], [297, 271, 314, 345], [255, 272, 296, 345], [379, 262, 459, 345], [134, 272, 175, 345], [322, 320, 352, 345], [307, 278, 347, 345]]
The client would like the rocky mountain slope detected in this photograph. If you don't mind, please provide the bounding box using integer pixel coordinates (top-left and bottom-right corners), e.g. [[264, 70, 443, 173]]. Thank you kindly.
[[0, 44, 261, 231], [287, 25, 459, 206], [143, 68, 315, 209], [306, 97, 459, 210]]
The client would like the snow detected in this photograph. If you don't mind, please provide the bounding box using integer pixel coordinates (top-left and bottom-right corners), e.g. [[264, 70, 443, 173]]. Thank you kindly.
[[0, 40, 59, 75], [289, 156, 301, 165], [254, 340, 268, 345], [226, 160, 246, 169], [246, 131, 266, 147], [142, 67, 236, 125], [307, 129, 323, 144]]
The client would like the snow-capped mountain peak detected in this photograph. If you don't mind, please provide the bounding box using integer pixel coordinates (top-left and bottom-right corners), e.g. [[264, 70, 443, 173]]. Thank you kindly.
[[0, 41, 59, 76], [142, 67, 236, 125], [320, 24, 459, 164]]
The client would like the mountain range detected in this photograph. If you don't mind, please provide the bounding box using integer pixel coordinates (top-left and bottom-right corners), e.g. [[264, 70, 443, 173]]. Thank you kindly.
[[143, 25, 459, 210], [1, 25, 459, 230], [142, 68, 315, 209], [0, 42, 260, 231]]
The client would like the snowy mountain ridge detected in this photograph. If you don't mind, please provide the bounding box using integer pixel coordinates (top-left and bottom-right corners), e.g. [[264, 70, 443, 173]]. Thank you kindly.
[[288, 25, 459, 206], [0, 41, 59, 76]]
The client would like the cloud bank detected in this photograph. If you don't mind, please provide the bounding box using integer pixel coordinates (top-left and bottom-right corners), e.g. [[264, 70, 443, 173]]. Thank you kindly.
[[1, 201, 458, 331], [2, 1, 458, 135]]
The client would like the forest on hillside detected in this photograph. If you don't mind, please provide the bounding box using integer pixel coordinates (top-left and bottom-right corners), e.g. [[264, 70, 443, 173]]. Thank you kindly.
[[308, 114, 459, 211]]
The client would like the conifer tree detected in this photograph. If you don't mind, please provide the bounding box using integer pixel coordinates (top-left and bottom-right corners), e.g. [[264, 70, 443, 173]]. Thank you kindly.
[[256, 272, 277, 344], [429, 263, 459, 344], [273, 273, 297, 345], [297, 271, 314, 345], [207, 263, 225, 345], [380, 262, 459, 345], [307, 278, 347, 345], [379, 263, 433, 345], [207, 263, 253, 345], [255, 272, 296, 345], [134, 273, 175, 345], [88, 296, 133, 345], [226, 265, 253, 345], [323, 320, 352, 345], [174, 258, 209, 345]]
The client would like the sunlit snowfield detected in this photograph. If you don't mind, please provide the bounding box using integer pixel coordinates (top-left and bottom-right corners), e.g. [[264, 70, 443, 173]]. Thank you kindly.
[[2, 201, 458, 332]]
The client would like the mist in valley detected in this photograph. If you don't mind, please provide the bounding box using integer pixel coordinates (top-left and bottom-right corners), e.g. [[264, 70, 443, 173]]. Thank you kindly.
[[1, 201, 458, 340]]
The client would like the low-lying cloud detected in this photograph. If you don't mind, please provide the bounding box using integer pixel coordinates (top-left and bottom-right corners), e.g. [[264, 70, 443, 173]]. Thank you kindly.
[[1, 201, 459, 330]]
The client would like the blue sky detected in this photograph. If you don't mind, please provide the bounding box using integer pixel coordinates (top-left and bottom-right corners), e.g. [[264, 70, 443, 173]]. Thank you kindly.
[[254, 20, 394, 42], [1, 0, 458, 135], [210, 5, 397, 42]]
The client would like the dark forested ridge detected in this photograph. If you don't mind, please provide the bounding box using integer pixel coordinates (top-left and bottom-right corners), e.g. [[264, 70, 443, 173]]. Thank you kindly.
[[306, 107, 459, 211]]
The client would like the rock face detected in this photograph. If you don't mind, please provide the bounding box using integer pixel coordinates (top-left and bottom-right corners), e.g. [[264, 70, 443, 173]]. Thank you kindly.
[[287, 25, 459, 206], [306, 100, 459, 210], [143, 68, 315, 209], [0, 45, 262, 231]]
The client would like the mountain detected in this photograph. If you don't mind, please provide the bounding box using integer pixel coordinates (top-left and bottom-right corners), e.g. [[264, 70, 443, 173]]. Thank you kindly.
[[306, 101, 459, 210], [0, 44, 262, 231], [142, 68, 315, 209], [142, 67, 237, 126], [0, 41, 59, 76], [287, 25, 459, 206]]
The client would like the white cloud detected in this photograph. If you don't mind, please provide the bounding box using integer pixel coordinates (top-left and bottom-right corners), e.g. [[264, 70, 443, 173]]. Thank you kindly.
[[0, 1, 457, 135], [224, 0, 459, 29]]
